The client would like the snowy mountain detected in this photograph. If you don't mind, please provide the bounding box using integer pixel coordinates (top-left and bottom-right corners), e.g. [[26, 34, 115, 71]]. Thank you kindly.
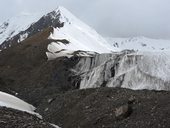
[[1, 6, 170, 91], [0, 13, 43, 45], [0, 6, 170, 128], [106, 36, 170, 52], [0, 7, 65, 49], [0, 6, 117, 56]]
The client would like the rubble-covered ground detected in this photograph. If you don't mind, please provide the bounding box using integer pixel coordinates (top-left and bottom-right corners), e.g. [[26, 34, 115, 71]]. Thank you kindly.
[[0, 107, 56, 128], [37, 87, 170, 128]]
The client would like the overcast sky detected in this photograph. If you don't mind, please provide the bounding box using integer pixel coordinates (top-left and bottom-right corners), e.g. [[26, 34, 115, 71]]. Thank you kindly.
[[0, 0, 170, 39]]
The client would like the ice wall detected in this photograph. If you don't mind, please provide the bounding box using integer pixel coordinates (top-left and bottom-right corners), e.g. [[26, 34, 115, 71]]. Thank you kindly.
[[74, 51, 170, 91]]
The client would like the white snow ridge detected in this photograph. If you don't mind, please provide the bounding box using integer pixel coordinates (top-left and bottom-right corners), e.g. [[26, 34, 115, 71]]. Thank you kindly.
[[46, 7, 119, 60]]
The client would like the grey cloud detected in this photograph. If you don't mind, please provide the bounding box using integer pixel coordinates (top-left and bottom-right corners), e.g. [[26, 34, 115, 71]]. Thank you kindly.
[[0, 0, 170, 39]]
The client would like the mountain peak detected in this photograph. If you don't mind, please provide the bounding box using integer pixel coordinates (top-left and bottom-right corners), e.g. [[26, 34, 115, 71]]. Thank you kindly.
[[50, 6, 79, 25], [54, 6, 68, 13], [0, 6, 117, 54]]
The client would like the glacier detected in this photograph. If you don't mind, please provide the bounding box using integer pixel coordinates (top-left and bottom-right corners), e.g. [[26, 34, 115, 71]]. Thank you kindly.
[[73, 51, 170, 91]]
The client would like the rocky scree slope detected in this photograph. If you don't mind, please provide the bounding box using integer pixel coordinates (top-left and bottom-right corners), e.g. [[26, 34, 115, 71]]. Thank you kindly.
[[0, 107, 56, 128], [37, 87, 170, 128]]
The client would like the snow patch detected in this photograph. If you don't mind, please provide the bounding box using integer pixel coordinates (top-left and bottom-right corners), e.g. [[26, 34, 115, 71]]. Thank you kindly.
[[0, 91, 41, 118], [46, 42, 95, 60], [18, 32, 28, 42], [50, 123, 60, 128]]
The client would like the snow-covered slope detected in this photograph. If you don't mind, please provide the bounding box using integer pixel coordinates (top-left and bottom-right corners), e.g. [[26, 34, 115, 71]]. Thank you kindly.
[[0, 13, 43, 45], [48, 7, 115, 53], [106, 36, 170, 52], [46, 7, 118, 59], [0, 91, 40, 117]]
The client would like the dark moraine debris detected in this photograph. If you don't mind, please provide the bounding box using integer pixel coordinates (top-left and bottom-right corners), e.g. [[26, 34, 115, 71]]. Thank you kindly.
[[37, 87, 170, 128], [0, 107, 57, 128]]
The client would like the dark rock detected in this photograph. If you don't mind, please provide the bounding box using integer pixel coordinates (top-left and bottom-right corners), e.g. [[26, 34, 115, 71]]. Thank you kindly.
[[128, 95, 136, 104], [115, 104, 132, 120]]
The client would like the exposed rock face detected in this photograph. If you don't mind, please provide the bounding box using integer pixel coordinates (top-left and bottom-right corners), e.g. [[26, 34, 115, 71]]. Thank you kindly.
[[74, 51, 170, 90]]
